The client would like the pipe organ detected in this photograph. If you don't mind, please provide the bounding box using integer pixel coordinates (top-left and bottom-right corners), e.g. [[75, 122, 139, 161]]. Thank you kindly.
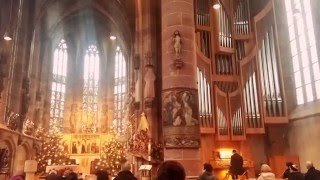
[[195, 0, 287, 140]]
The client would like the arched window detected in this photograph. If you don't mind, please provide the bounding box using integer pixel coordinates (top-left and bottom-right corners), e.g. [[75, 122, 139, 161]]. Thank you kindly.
[[82, 45, 100, 133], [114, 46, 127, 132], [285, 0, 320, 104], [50, 39, 68, 132]]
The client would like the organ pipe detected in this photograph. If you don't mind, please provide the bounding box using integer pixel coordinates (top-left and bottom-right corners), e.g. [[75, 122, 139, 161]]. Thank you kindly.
[[197, 68, 213, 128], [258, 27, 284, 117]]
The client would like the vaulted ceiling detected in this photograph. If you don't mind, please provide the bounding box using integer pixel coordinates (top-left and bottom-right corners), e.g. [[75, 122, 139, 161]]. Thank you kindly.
[[36, 0, 136, 52]]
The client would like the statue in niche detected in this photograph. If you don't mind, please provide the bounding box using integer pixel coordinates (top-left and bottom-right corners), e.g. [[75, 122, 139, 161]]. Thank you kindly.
[[69, 104, 78, 133], [173, 30, 182, 59], [135, 71, 141, 103], [144, 64, 156, 100], [138, 112, 149, 132]]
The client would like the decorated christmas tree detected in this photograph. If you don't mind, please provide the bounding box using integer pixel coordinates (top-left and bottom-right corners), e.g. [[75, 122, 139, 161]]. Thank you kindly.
[[95, 137, 127, 175], [36, 128, 69, 172]]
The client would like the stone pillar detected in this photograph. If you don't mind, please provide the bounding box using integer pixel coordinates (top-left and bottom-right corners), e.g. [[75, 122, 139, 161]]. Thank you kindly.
[[24, 160, 37, 180], [161, 0, 201, 176]]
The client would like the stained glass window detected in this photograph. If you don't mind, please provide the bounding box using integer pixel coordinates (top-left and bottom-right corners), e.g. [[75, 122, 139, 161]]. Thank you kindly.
[[50, 39, 67, 132], [114, 46, 127, 132], [82, 45, 100, 133], [285, 0, 320, 104]]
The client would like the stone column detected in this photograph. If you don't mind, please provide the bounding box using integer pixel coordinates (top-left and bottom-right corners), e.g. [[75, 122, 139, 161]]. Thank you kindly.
[[161, 0, 201, 176], [24, 160, 37, 180]]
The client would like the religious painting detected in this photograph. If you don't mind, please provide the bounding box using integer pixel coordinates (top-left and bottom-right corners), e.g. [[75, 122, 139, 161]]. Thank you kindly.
[[71, 134, 100, 155], [61, 134, 71, 154], [162, 89, 200, 148]]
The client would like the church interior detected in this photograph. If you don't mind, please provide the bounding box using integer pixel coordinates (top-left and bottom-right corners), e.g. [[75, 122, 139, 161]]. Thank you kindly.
[[0, 0, 320, 179]]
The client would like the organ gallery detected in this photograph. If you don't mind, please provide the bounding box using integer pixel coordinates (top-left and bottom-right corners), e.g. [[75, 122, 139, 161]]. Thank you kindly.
[[0, 0, 320, 179]]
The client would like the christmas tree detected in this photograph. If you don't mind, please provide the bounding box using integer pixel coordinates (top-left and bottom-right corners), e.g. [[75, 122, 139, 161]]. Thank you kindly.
[[95, 137, 127, 175], [36, 128, 69, 172]]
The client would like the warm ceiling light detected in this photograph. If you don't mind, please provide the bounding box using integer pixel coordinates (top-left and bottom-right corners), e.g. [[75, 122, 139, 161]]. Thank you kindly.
[[213, 3, 221, 9], [110, 35, 117, 40], [3, 32, 12, 41], [213, 0, 221, 9]]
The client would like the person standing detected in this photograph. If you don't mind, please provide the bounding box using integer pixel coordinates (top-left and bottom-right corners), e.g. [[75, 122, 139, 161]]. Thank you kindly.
[[305, 161, 320, 180], [229, 150, 245, 179]]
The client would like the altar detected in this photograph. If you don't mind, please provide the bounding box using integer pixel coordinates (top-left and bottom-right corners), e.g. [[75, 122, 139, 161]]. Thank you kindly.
[[59, 133, 114, 174]]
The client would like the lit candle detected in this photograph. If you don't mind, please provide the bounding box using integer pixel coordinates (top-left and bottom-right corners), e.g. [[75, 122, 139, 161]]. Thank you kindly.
[[148, 141, 151, 155], [48, 159, 51, 165]]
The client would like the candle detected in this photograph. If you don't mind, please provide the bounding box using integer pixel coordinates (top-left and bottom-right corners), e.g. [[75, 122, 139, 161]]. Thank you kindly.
[[48, 159, 51, 165], [147, 142, 151, 155]]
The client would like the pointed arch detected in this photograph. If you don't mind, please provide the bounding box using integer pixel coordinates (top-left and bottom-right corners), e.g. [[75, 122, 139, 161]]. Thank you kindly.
[[49, 39, 68, 132]]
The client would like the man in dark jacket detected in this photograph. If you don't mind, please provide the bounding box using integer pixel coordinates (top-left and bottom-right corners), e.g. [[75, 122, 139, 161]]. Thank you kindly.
[[287, 164, 304, 180], [229, 150, 245, 180], [305, 161, 320, 180]]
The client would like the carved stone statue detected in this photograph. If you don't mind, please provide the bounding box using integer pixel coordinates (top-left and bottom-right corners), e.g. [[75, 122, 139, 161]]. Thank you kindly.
[[23, 119, 35, 135], [144, 65, 156, 100], [173, 30, 182, 59], [138, 112, 149, 132], [6, 111, 19, 131], [69, 104, 78, 133]]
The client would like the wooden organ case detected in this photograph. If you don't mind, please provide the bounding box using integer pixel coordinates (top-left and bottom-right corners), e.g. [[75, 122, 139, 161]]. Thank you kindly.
[[195, 0, 288, 178]]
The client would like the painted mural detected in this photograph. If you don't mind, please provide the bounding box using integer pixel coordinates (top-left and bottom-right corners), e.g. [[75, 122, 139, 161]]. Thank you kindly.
[[162, 90, 200, 148]]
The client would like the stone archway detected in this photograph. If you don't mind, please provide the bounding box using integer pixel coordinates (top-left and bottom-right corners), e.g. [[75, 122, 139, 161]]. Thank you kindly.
[[0, 137, 15, 179]]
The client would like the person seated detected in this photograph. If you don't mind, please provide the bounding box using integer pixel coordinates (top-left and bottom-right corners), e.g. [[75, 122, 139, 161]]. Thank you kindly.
[[46, 170, 62, 180], [157, 160, 186, 180], [229, 150, 246, 179], [305, 161, 320, 180], [114, 163, 137, 180], [95, 170, 109, 180], [287, 164, 304, 180], [282, 162, 293, 179], [199, 163, 217, 180], [257, 164, 275, 180], [65, 172, 78, 180]]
